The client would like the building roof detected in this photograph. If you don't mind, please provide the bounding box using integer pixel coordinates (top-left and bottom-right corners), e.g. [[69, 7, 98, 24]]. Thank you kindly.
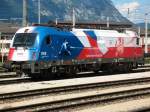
[[48, 21, 133, 29], [0, 23, 19, 34]]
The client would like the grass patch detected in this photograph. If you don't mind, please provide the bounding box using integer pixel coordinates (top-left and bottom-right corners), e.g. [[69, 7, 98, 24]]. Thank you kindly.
[[145, 57, 150, 64]]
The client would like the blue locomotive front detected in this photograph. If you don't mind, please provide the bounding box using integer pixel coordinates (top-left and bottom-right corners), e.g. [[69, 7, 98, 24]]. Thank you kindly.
[[7, 25, 83, 77]]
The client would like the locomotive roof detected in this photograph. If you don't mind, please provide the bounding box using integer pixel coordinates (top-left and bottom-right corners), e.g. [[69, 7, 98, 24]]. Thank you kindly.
[[16, 26, 60, 34], [15, 26, 137, 38], [72, 28, 137, 38]]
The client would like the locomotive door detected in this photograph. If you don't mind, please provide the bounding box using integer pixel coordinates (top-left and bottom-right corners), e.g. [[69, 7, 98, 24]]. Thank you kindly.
[[40, 35, 53, 60]]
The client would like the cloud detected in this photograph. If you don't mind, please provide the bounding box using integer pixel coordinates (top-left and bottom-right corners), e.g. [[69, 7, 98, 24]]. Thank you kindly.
[[117, 1, 140, 13]]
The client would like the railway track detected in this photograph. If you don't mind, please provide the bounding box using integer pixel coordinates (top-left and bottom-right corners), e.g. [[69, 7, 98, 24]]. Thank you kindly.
[[1, 76, 150, 111]]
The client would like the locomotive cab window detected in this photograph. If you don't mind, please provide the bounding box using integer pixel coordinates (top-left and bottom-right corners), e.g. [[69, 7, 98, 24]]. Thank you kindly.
[[13, 33, 37, 47], [45, 35, 51, 45]]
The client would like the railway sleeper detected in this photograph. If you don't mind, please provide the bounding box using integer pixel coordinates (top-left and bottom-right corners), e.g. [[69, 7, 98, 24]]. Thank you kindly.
[[1, 86, 150, 112]]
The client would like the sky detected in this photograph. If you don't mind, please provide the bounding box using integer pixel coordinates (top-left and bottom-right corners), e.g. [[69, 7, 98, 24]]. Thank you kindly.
[[112, 0, 150, 23]]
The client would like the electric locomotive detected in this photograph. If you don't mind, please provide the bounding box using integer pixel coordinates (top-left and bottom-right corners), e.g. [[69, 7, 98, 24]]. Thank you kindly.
[[7, 25, 144, 78]]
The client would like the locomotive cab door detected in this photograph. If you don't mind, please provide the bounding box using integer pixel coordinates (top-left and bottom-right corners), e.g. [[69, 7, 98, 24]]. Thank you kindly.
[[40, 35, 54, 60]]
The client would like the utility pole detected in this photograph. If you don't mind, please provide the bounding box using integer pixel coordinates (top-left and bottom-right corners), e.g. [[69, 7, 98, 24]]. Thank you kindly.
[[55, 18, 59, 25], [145, 13, 148, 54], [106, 17, 110, 28], [38, 0, 41, 24], [22, 0, 28, 27], [138, 27, 141, 38], [1, 38, 4, 64], [72, 8, 75, 28], [138, 26, 141, 42], [138, 27, 141, 45], [0, 32, 1, 63], [127, 8, 130, 18]]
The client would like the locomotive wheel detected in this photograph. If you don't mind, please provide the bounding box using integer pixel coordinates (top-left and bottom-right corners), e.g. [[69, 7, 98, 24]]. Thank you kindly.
[[128, 63, 133, 71], [125, 63, 133, 72], [38, 69, 56, 79], [133, 62, 138, 69], [106, 64, 114, 73], [93, 69, 100, 73], [16, 70, 26, 77], [29, 73, 41, 79], [69, 66, 78, 75]]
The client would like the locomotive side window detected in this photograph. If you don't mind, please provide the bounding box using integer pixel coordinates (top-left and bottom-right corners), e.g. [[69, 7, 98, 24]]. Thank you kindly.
[[46, 35, 51, 45], [136, 38, 140, 45]]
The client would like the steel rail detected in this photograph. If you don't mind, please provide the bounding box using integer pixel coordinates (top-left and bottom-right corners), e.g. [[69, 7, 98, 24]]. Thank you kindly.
[[1, 85, 150, 112], [0, 77, 150, 108], [0, 77, 150, 100], [38, 87, 150, 112]]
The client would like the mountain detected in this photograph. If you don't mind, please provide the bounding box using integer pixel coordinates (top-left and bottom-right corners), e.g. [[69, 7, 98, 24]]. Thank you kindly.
[[0, 0, 131, 24]]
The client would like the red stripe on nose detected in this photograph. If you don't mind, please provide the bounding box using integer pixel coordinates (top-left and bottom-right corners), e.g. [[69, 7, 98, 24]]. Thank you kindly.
[[8, 48, 15, 60]]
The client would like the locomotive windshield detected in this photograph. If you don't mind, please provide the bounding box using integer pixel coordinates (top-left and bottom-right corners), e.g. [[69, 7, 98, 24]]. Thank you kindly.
[[12, 33, 37, 47]]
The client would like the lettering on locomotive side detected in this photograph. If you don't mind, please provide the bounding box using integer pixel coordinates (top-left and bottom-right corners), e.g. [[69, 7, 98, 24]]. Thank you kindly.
[[41, 52, 47, 56]]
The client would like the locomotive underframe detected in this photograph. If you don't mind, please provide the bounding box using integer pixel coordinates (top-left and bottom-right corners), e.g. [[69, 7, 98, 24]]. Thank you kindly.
[[8, 56, 144, 78]]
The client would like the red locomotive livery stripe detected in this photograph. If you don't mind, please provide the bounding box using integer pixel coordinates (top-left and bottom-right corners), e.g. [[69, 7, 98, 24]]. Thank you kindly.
[[77, 47, 143, 59], [86, 35, 98, 47], [104, 47, 143, 58], [77, 47, 102, 59], [7, 48, 15, 60], [77, 33, 103, 59]]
